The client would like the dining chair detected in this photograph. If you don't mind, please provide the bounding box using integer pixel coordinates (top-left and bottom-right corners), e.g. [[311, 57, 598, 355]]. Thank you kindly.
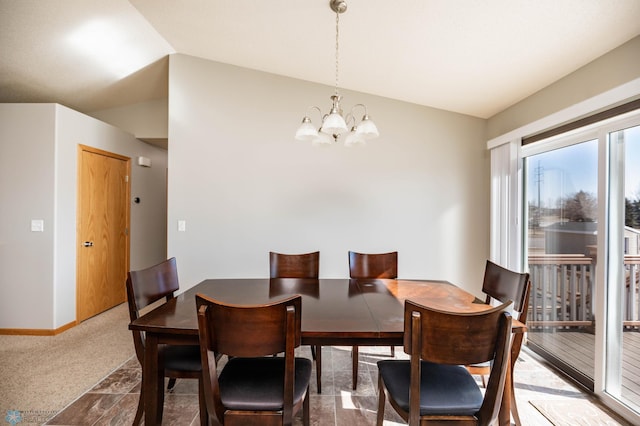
[[196, 293, 312, 425], [376, 300, 513, 426], [269, 251, 323, 393], [466, 260, 531, 425], [126, 257, 207, 426], [348, 250, 398, 390]]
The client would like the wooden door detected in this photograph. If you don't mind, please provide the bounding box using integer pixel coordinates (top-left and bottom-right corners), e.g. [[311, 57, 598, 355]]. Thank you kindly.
[[77, 145, 130, 322]]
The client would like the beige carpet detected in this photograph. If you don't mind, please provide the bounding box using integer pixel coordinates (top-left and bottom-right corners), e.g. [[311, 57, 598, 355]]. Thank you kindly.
[[0, 303, 135, 422], [530, 399, 629, 425]]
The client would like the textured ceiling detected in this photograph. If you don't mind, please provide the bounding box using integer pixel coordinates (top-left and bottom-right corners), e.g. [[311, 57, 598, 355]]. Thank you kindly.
[[1, 0, 639, 119]]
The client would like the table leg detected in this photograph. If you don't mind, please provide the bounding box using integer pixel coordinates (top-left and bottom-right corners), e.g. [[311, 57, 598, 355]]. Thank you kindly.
[[316, 346, 322, 394], [144, 334, 162, 425], [352, 346, 359, 390]]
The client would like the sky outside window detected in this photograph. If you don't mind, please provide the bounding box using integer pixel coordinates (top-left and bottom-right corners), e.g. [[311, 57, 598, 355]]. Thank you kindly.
[[527, 126, 640, 208], [527, 140, 598, 209]]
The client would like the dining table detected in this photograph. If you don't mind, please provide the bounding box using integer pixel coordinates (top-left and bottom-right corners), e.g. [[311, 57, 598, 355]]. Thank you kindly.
[[129, 277, 524, 425]]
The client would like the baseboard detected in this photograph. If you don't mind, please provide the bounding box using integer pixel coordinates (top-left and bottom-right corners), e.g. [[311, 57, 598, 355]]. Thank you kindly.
[[0, 320, 77, 336]]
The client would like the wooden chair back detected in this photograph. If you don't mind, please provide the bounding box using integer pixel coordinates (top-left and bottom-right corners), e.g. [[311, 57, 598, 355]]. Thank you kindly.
[[348, 251, 398, 279], [269, 251, 319, 278], [197, 294, 302, 357], [404, 299, 512, 425], [126, 257, 180, 362], [482, 260, 531, 322], [196, 294, 304, 425]]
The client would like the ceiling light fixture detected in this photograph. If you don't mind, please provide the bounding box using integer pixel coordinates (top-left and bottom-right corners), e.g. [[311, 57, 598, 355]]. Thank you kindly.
[[295, 0, 379, 147]]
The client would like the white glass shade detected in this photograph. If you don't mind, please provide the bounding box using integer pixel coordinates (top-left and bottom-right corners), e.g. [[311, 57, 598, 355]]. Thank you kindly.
[[312, 131, 333, 146], [322, 112, 348, 135], [295, 118, 318, 141], [344, 129, 366, 147], [355, 116, 379, 139]]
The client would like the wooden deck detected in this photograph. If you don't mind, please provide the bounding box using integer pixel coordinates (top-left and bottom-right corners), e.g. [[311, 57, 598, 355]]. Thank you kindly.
[[527, 329, 640, 408]]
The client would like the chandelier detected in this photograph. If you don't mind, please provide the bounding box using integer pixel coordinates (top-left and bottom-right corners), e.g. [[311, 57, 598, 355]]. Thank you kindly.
[[295, 0, 379, 147]]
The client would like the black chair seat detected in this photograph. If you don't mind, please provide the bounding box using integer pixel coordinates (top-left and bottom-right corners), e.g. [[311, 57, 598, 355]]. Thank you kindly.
[[377, 360, 483, 416], [161, 344, 202, 372], [219, 357, 312, 411]]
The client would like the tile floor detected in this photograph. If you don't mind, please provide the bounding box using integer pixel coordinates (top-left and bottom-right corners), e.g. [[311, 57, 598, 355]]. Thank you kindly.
[[46, 345, 629, 425]]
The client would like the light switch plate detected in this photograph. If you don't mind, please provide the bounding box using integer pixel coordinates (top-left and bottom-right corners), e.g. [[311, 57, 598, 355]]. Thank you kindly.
[[31, 219, 44, 232], [178, 220, 186, 232]]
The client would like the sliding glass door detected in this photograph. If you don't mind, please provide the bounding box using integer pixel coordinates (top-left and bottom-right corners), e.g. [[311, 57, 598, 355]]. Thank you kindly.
[[524, 137, 598, 387], [522, 114, 640, 420], [606, 123, 640, 409]]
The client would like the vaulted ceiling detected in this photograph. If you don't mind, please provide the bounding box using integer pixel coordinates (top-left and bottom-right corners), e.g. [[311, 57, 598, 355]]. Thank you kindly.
[[1, 0, 639, 119]]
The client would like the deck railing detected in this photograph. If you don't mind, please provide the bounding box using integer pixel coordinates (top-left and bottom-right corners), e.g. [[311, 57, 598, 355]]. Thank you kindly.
[[624, 256, 640, 328], [527, 254, 640, 329]]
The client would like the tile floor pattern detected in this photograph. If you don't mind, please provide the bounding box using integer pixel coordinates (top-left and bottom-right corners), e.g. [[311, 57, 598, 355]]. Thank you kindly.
[[46, 345, 630, 425]]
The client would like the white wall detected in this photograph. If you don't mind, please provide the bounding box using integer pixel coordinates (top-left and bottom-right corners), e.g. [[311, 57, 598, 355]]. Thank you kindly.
[[168, 54, 488, 295], [0, 104, 168, 330], [88, 98, 168, 140], [0, 104, 56, 329], [487, 35, 640, 139]]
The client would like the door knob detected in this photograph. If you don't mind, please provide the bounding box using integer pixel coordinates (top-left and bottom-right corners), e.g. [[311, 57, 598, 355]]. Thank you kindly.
[[83, 241, 94, 247]]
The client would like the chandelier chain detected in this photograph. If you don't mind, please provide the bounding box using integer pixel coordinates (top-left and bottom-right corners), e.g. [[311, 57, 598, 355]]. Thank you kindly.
[[335, 9, 340, 97]]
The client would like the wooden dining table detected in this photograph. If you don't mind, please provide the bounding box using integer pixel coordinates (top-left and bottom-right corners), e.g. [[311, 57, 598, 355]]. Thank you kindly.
[[129, 277, 523, 425]]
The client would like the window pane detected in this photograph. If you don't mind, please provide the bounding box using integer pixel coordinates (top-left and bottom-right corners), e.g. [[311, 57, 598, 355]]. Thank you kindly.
[[607, 124, 640, 409], [525, 139, 598, 386]]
